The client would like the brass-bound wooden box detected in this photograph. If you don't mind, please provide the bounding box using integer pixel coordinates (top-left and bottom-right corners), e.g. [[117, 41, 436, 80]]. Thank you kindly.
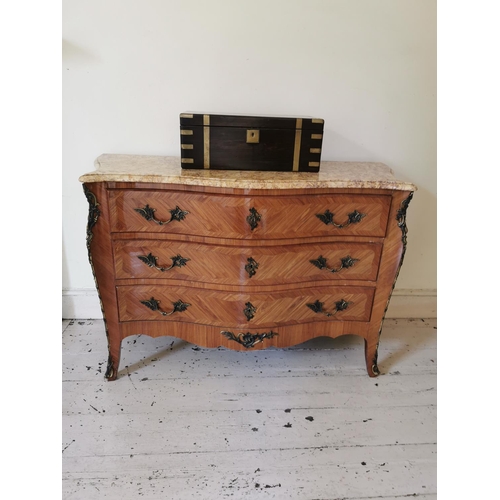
[[179, 113, 324, 172]]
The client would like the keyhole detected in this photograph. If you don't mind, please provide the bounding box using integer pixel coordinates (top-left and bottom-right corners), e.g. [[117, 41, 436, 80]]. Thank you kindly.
[[247, 130, 259, 143]]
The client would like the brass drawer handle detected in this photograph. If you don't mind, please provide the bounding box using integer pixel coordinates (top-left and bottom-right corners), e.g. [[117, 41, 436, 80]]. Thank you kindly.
[[245, 257, 259, 278], [221, 330, 278, 348], [138, 253, 190, 272], [247, 207, 262, 231], [316, 209, 365, 228], [306, 299, 351, 317], [134, 204, 189, 225], [310, 255, 359, 273], [140, 297, 190, 316]]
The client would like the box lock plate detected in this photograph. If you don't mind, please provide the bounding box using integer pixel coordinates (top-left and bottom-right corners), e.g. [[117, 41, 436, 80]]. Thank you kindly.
[[246, 129, 260, 143]]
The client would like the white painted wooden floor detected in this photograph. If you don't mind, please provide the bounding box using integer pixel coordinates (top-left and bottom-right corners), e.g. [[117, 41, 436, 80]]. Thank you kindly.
[[62, 318, 437, 499]]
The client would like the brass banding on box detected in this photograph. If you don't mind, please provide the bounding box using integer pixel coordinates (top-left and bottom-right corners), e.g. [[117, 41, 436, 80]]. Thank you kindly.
[[180, 113, 193, 118], [308, 161, 320, 167], [181, 130, 193, 136], [292, 133, 302, 171], [181, 158, 194, 164], [311, 134, 323, 140], [181, 144, 194, 150], [203, 115, 210, 169], [310, 148, 321, 154], [292, 118, 303, 172]]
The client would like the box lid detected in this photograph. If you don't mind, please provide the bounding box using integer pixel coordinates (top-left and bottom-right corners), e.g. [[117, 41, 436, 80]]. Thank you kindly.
[[180, 112, 324, 130]]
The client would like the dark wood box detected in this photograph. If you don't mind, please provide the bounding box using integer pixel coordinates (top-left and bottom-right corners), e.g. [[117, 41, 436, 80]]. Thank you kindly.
[[179, 113, 324, 172]]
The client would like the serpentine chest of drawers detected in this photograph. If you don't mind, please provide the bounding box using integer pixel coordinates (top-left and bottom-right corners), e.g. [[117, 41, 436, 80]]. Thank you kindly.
[[80, 154, 416, 381]]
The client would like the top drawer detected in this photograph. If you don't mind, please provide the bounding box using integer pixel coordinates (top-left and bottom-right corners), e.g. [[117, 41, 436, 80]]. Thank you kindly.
[[109, 190, 391, 238]]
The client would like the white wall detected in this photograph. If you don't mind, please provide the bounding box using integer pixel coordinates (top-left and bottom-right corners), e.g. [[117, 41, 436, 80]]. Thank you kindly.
[[62, 0, 436, 317]]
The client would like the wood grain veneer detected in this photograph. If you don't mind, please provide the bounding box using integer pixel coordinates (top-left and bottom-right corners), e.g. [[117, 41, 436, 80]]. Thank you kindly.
[[81, 157, 415, 380], [116, 284, 374, 326], [113, 240, 382, 284], [109, 190, 391, 238]]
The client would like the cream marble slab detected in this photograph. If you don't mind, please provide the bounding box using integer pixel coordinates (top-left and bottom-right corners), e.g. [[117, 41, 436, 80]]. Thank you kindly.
[[79, 154, 417, 191]]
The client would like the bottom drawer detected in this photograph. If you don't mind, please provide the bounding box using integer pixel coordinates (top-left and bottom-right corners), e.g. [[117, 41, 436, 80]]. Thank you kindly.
[[117, 285, 375, 327]]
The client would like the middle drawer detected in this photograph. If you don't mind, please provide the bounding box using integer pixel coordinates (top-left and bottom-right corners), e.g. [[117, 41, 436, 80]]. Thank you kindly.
[[113, 240, 382, 285]]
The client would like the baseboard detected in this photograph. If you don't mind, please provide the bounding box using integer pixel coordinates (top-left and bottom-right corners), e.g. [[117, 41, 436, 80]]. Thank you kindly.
[[62, 289, 102, 320], [62, 288, 437, 320], [385, 288, 437, 318]]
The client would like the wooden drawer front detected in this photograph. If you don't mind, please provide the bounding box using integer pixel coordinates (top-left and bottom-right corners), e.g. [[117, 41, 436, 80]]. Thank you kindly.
[[114, 240, 382, 284], [117, 285, 374, 327], [109, 190, 390, 238]]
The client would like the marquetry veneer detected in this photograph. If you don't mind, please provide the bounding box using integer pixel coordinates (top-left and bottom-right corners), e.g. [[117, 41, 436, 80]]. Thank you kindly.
[[80, 155, 416, 380]]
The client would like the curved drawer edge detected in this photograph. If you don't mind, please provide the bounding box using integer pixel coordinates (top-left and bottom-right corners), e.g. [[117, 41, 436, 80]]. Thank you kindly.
[[119, 320, 371, 350]]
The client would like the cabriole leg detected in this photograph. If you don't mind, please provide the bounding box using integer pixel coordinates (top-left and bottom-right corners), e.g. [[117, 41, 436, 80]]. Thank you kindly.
[[83, 182, 122, 381], [364, 338, 380, 377], [105, 335, 121, 381]]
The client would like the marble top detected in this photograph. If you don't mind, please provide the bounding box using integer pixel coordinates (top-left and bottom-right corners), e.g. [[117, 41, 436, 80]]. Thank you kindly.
[[79, 154, 417, 191]]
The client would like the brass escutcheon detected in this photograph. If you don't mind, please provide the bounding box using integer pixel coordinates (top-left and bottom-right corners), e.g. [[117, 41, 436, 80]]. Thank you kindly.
[[246, 129, 260, 143]]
